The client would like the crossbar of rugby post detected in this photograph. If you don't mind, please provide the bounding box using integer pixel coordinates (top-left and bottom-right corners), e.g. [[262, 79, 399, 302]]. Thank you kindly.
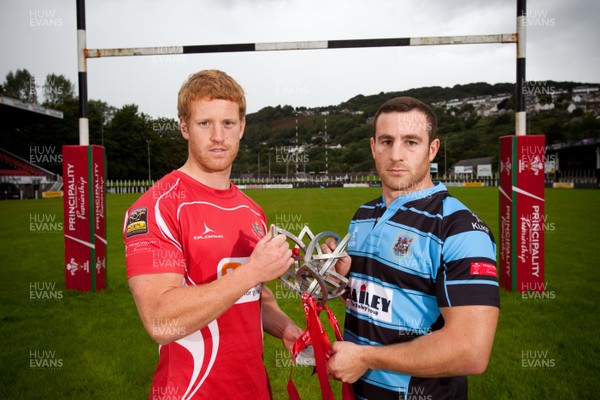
[[75, 0, 531, 296], [84, 34, 517, 59]]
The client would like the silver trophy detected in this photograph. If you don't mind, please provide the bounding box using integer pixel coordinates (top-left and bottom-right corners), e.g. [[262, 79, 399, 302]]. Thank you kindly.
[[272, 225, 351, 366], [273, 225, 351, 305]]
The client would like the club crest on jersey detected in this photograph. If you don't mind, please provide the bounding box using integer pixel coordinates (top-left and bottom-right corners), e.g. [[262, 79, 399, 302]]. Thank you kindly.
[[126, 207, 148, 237], [391, 232, 416, 260], [251, 222, 265, 239]]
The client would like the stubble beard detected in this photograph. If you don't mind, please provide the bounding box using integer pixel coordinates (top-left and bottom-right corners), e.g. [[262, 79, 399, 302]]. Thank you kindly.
[[189, 145, 239, 175], [381, 165, 430, 200]]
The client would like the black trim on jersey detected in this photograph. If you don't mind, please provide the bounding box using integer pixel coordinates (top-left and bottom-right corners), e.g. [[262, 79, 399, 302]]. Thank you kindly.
[[443, 209, 496, 243], [441, 283, 500, 307], [430, 314, 445, 331], [353, 192, 497, 247], [346, 313, 414, 345], [353, 378, 401, 400], [353, 375, 468, 400], [351, 254, 436, 296], [392, 191, 445, 224], [387, 207, 442, 239], [403, 190, 446, 210], [345, 307, 446, 347], [354, 195, 445, 239], [408, 376, 468, 400], [353, 198, 385, 222], [347, 187, 494, 399], [437, 256, 500, 307]]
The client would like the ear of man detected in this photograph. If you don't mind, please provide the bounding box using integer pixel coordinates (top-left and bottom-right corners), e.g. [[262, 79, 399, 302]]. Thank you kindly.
[[179, 117, 189, 140]]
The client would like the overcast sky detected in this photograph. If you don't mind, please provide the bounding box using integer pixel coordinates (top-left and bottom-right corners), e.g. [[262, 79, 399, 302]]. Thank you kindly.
[[1, 0, 599, 117]]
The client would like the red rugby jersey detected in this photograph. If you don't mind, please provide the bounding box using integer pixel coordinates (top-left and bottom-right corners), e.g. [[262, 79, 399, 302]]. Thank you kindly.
[[124, 170, 270, 400]]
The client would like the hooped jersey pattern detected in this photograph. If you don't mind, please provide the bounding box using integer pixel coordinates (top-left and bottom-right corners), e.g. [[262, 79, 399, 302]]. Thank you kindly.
[[344, 182, 499, 400]]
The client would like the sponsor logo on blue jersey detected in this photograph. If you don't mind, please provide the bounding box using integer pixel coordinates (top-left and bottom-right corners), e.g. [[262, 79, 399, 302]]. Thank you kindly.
[[346, 278, 393, 323]]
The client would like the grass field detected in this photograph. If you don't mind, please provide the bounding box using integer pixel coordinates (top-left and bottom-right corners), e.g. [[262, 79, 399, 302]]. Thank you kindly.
[[0, 187, 598, 399]]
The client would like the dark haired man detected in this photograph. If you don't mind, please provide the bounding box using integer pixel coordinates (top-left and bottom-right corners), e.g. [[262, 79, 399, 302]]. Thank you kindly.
[[326, 97, 500, 400]]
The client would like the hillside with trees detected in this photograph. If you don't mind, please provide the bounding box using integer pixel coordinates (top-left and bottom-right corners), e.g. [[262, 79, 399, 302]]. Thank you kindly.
[[1, 69, 598, 180]]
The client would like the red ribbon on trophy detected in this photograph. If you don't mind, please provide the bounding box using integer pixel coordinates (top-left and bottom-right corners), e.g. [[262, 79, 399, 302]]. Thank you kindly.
[[272, 226, 354, 400]]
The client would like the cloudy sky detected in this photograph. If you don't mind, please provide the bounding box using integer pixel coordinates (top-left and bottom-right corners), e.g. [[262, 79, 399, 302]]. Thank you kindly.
[[1, 0, 599, 117]]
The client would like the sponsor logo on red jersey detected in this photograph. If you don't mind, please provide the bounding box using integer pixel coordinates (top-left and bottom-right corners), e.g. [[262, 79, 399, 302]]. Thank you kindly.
[[193, 222, 224, 240], [126, 207, 148, 237]]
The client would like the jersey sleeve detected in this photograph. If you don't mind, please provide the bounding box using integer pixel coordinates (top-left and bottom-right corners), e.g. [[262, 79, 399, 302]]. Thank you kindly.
[[123, 197, 187, 279], [436, 205, 500, 308]]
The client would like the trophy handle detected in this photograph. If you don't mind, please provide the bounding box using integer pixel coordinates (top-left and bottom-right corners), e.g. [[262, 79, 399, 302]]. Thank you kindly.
[[273, 225, 351, 305]]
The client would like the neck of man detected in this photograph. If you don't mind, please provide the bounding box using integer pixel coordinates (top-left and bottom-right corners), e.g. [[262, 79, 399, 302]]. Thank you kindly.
[[178, 161, 232, 191], [383, 176, 435, 207]]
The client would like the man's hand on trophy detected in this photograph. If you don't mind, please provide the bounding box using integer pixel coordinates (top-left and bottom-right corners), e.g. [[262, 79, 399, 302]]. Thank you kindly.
[[327, 341, 368, 384], [321, 237, 351, 278], [281, 323, 305, 353], [247, 225, 294, 284]]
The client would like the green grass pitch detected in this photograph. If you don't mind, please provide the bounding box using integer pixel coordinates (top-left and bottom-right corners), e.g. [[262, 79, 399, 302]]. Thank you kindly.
[[0, 187, 598, 399]]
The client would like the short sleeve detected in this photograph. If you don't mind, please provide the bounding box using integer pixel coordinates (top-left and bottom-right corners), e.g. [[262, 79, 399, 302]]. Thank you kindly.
[[436, 208, 500, 308], [123, 199, 187, 279]]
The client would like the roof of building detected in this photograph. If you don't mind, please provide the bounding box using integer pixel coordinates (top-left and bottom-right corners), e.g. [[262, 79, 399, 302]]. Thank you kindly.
[[0, 96, 63, 131], [546, 137, 600, 151], [453, 156, 494, 167]]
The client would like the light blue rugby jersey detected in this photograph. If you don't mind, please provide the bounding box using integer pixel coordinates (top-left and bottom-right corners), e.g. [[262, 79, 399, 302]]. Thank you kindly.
[[343, 182, 499, 400]]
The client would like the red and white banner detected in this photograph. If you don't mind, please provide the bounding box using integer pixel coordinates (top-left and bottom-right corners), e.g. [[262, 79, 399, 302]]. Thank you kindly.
[[92, 145, 107, 290], [62, 145, 106, 291], [499, 135, 545, 292], [499, 136, 513, 291]]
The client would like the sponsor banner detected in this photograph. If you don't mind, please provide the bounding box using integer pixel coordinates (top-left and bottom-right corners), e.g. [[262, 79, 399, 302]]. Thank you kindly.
[[455, 165, 473, 174], [343, 183, 370, 188], [443, 181, 465, 187], [430, 162, 438, 174], [42, 191, 63, 198], [265, 184, 294, 189], [515, 135, 545, 292], [499, 135, 545, 292], [238, 184, 294, 190], [499, 136, 514, 291], [63, 146, 92, 291], [62, 145, 107, 292], [92, 146, 107, 290], [477, 164, 493, 177], [553, 182, 574, 189], [464, 182, 484, 187]]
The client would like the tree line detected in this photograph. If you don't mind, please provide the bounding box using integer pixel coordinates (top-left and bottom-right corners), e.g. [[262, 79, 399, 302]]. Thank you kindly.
[[1, 69, 598, 180], [0, 69, 186, 180]]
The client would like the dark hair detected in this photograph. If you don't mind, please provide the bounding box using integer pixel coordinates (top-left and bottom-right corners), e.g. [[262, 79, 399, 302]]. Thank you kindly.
[[372, 96, 437, 142]]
